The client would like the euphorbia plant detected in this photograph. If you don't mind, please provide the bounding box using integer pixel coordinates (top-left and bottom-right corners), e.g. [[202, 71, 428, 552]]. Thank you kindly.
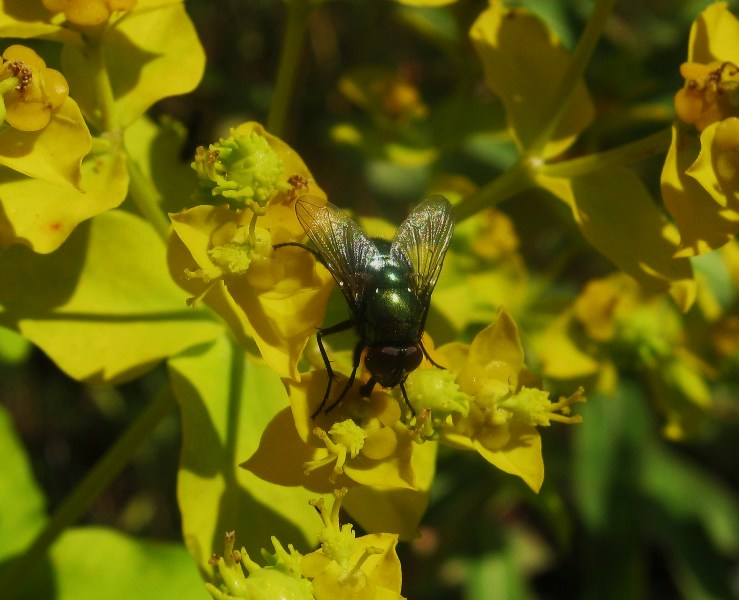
[[0, 1, 737, 599]]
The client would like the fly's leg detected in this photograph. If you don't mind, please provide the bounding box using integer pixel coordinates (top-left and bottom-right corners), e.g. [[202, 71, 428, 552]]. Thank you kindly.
[[325, 342, 363, 414], [399, 382, 416, 418], [357, 377, 416, 418], [420, 339, 445, 370], [358, 376, 377, 399], [273, 242, 326, 267], [312, 319, 354, 418]]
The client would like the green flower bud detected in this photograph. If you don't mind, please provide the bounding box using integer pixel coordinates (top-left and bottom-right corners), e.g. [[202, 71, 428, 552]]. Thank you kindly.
[[403, 368, 471, 440], [193, 129, 290, 212]]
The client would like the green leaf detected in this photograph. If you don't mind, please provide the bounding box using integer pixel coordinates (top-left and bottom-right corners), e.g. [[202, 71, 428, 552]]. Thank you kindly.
[[0, 98, 91, 191], [62, 0, 205, 129], [470, 0, 593, 158], [571, 391, 624, 532], [642, 445, 739, 557], [537, 167, 696, 311], [461, 546, 530, 600], [168, 336, 321, 574], [0, 148, 128, 253], [0, 403, 46, 561], [0, 209, 223, 382], [11, 528, 203, 600]]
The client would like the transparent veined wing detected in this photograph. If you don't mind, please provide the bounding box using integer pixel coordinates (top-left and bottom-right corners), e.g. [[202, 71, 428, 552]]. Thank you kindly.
[[295, 196, 380, 312], [391, 195, 455, 302]]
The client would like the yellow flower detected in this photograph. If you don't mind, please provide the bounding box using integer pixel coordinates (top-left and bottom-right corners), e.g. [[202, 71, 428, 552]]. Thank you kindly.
[[292, 373, 422, 489], [661, 2, 739, 256], [169, 123, 334, 380], [241, 369, 437, 506], [0, 45, 69, 132], [301, 489, 403, 600], [42, 0, 137, 27], [438, 309, 585, 492]]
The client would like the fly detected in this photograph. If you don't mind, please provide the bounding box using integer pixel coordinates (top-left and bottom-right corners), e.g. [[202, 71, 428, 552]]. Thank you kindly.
[[275, 195, 455, 418]]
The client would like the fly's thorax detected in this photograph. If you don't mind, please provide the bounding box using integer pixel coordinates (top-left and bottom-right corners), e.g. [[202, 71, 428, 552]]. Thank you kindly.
[[365, 344, 423, 388], [359, 254, 424, 344]]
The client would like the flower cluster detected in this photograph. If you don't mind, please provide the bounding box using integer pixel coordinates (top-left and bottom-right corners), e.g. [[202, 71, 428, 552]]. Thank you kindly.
[[0, 45, 69, 131], [205, 531, 313, 600], [206, 490, 403, 600], [193, 129, 291, 213], [170, 122, 334, 379], [433, 310, 585, 491]]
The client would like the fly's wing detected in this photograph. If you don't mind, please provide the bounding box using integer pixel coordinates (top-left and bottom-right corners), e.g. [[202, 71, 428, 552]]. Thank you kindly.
[[390, 195, 455, 303], [295, 196, 379, 312]]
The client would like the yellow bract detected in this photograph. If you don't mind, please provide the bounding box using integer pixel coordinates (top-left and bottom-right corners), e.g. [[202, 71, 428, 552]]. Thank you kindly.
[[438, 309, 585, 492], [470, 0, 594, 159], [662, 2, 739, 256]]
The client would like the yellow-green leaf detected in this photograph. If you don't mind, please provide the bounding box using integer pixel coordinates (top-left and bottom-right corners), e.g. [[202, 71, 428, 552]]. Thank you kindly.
[[13, 528, 204, 600], [123, 115, 193, 214], [0, 148, 128, 253], [62, 0, 205, 129], [0, 403, 46, 560], [0, 98, 91, 191], [537, 166, 696, 311], [470, 0, 593, 158], [169, 336, 322, 573], [0, 210, 223, 382]]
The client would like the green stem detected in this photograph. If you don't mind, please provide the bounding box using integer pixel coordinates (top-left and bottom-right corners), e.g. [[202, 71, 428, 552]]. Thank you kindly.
[[87, 33, 118, 133], [539, 126, 672, 179], [126, 155, 171, 241], [454, 159, 536, 222], [527, 0, 618, 156], [266, 0, 317, 136], [2, 388, 176, 598]]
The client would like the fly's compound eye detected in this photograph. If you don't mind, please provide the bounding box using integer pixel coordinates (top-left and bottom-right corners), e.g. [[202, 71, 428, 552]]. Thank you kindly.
[[365, 345, 423, 388]]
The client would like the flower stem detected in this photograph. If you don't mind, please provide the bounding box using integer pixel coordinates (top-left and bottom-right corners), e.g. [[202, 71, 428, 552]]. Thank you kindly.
[[454, 159, 536, 222], [0, 387, 176, 597], [266, 0, 317, 137], [126, 154, 171, 241], [86, 32, 118, 133], [527, 0, 618, 156], [539, 127, 672, 178]]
